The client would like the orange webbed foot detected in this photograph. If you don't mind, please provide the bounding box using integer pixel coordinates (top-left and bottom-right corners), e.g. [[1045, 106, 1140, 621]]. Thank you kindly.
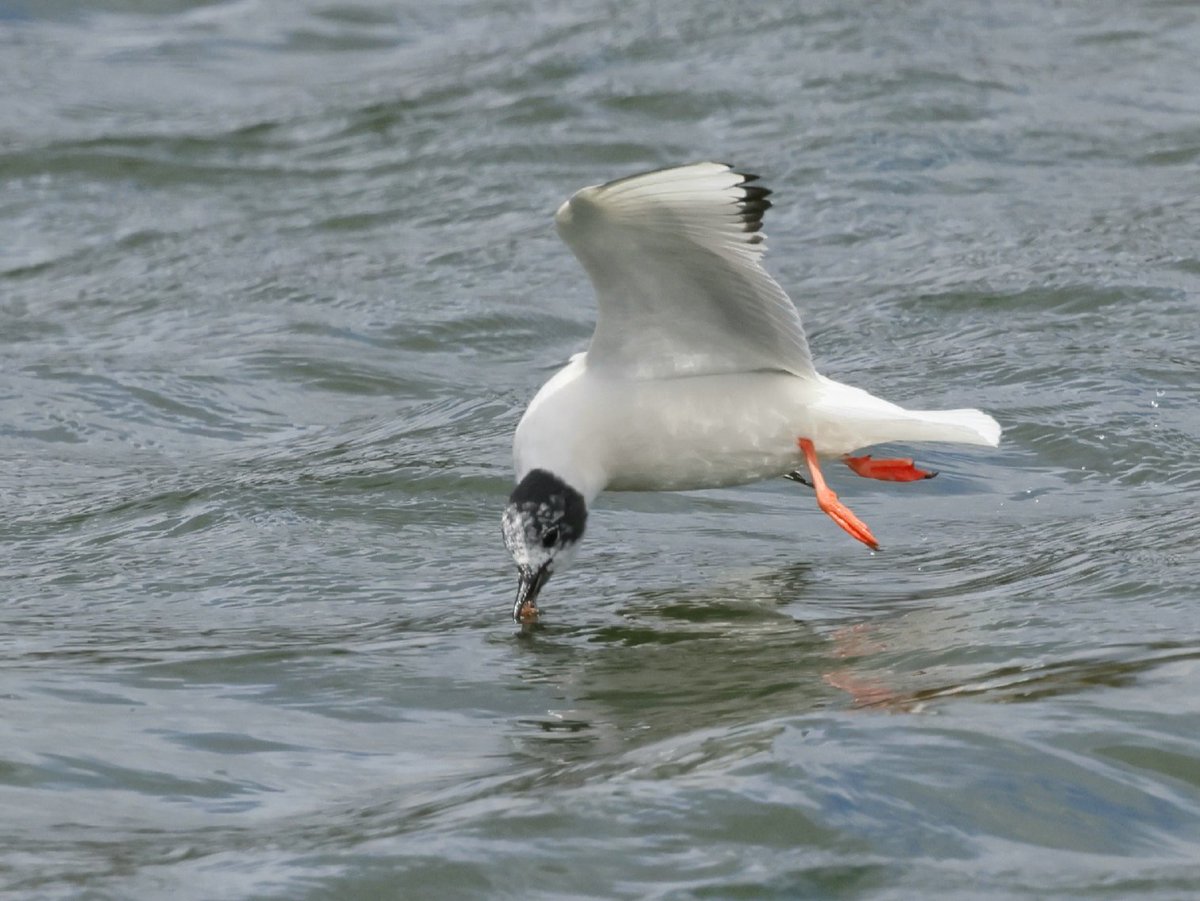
[[814, 486, 880, 550], [797, 439, 880, 550], [844, 454, 937, 482]]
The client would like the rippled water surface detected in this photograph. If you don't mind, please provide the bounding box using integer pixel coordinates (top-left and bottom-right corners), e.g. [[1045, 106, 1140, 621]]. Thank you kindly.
[[3, 1, 1200, 897]]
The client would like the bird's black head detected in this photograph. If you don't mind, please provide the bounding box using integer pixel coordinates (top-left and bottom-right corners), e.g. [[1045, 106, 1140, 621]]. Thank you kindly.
[[501, 468, 587, 621]]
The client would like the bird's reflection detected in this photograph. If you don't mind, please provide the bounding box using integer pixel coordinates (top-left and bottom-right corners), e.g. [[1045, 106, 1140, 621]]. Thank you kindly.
[[506, 555, 1190, 772], [505, 560, 907, 768]]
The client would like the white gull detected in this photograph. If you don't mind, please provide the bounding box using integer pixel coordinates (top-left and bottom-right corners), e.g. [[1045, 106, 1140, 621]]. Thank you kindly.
[[502, 162, 1000, 621]]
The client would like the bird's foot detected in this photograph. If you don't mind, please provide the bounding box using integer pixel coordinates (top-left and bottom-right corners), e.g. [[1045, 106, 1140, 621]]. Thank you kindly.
[[814, 486, 880, 550], [843, 454, 937, 482], [798, 439, 880, 551]]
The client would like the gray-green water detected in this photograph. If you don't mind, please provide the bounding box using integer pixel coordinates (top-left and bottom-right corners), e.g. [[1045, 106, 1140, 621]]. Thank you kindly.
[[3, 1, 1200, 897]]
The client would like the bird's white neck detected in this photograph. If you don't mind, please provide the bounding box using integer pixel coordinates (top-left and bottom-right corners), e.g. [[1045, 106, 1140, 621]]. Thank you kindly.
[[512, 354, 609, 505]]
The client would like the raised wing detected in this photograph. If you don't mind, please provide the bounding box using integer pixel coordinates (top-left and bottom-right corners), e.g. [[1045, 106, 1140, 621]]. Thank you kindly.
[[554, 162, 815, 380]]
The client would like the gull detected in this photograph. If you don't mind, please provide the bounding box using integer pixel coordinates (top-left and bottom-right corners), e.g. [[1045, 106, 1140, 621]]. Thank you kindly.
[[501, 162, 1000, 621]]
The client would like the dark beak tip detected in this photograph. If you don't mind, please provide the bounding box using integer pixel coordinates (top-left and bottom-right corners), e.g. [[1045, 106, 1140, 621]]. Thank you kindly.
[[512, 566, 549, 622]]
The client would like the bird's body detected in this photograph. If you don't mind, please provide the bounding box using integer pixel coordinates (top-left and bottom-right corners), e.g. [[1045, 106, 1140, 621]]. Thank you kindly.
[[502, 162, 1000, 621], [515, 355, 998, 501]]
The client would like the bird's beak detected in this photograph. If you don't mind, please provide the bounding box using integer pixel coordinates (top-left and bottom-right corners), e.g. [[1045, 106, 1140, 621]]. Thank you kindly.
[[513, 564, 550, 622]]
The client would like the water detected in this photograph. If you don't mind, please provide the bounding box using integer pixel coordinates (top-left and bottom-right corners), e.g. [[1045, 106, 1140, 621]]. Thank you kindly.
[[2, 0, 1199, 897]]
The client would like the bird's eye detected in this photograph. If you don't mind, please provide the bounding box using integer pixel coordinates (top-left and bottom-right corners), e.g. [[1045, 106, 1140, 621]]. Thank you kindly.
[[542, 527, 560, 548]]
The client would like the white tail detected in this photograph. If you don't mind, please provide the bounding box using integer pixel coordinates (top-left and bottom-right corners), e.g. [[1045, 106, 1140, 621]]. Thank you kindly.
[[810, 378, 1001, 453], [887, 408, 1002, 447]]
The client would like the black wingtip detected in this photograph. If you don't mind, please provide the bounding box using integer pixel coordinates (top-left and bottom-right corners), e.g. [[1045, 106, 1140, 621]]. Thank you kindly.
[[737, 180, 773, 234]]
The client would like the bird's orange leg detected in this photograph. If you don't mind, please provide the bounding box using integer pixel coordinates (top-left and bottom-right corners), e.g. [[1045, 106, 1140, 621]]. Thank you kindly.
[[843, 454, 937, 482], [797, 438, 879, 550]]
